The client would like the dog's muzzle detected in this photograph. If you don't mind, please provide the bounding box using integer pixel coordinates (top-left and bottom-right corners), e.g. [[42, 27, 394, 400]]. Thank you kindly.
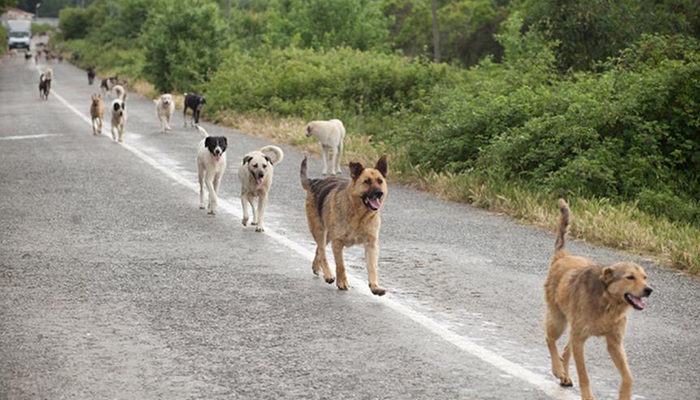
[[362, 189, 384, 211], [625, 286, 652, 311]]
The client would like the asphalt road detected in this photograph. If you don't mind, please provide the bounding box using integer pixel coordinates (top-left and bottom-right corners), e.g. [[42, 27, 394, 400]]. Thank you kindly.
[[1, 55, 699, 400]]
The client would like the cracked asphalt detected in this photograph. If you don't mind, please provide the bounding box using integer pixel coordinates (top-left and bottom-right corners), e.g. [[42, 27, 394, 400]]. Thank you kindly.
[[1, 54, 699, 400]]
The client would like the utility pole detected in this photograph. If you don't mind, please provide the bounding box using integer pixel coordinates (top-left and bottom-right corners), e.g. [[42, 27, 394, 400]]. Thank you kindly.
[[430, 0, 441, 63]]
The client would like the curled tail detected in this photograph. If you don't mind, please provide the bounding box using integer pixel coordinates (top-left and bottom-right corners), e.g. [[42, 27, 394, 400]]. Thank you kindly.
[[260, 145, 284, 165], [554, 198, 570, 256], [300, 156, 311, 191], [196, 125, 209, 137]]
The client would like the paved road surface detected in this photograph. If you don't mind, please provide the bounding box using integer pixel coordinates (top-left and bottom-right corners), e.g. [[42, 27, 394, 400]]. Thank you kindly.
[[1, 55, 699, 400]]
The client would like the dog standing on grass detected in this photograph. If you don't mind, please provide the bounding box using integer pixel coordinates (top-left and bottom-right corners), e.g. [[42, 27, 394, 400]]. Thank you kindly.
[[154, 94, 175, 133], [305, 119, 346, 175], [300, 155, 388, 296], [110, 94, 127, 143], [237, 145, 284, 232], [196, 125, 228, 214], [90, 94, 104, 136], [184, 93, 206, 127], [38, 68, 53, 100], [544, 199, 653, 400]]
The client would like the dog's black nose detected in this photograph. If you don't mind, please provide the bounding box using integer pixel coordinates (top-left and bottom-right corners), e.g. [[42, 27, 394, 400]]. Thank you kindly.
[[370, 189, 383, 199], [643, 287, 653, 297]]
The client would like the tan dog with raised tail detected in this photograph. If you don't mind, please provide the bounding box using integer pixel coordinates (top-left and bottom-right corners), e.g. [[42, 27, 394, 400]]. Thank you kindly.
[[544, 199, 653, 400]]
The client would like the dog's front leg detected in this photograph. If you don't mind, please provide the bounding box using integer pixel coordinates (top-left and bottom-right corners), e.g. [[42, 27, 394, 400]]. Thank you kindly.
[[198, 169, 206, 209], [364, 239, 386, 296], [572, 336, 595, 400], [321, 146, 329, 175], [241, 195, 249, 225], [205, 174, 218, 214], [330, 146, 338, 175], [606, 333, 633, 400], [332, 241, 348, 290], [254, 193, 268, 232]]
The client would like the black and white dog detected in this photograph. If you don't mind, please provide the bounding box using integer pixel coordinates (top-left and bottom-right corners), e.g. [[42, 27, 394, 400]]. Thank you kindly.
[[196, 125, 228, 214], [184, 93, 206, 127], [87, 67, 96, 85]]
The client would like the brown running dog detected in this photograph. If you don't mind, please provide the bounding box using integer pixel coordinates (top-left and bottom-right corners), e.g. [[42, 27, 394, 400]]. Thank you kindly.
[[90, 94, 105, 136], [544, 199, 653, 400], [300, 155, 388, 296]]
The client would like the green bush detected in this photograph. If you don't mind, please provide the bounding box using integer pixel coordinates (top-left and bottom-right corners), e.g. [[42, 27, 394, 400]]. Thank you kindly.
[[141, 0, 225, 92], [58, 7, 91, 40], [0, 26, 6, 57]]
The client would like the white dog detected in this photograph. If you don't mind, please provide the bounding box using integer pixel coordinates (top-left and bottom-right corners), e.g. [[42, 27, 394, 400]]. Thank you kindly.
[[305, 119, 345, 175], [154, 94, 175, 133], [196, 125, 228, 214], [237, 145, 284, 232], [112, 85, 126, 102], [110, 95, 127, 143]]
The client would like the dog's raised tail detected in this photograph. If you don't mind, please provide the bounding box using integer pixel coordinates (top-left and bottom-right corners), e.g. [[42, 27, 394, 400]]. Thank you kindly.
[[195, 125, 209, 137], [554, 198, 570, 255], [260, 145, 284, 165], [300, 156, 311, 191]]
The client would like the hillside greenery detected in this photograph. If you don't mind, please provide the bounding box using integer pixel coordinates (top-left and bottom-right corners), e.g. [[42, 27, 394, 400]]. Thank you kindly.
[[53, 0, 700, 272]]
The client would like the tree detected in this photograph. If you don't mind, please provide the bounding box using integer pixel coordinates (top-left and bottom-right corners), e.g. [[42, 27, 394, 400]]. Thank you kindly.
[[430, 0, 440, 62]]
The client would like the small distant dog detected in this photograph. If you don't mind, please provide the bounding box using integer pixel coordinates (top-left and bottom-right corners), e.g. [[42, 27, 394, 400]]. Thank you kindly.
[[154, 94, 175, 133], [184, 93, 206, 126], [87, 67, 96, 85], [237, 145, 284, 232], [39, 68, 53, 100], [110, 95, 127, 143], [90, 94, 104, 136], [100, 76, 119, 94], [305, 119, 346, 175], [196, 125, 228, 214], [544, 199, 653, 400], [300, 155, 388, 295], [24, 52, 31, 62], [112, 85, 126, 102]]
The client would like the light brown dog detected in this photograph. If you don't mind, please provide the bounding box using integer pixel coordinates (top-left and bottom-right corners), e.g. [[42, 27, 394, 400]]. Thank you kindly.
[[300, 155, 388, 296], [544, 199, 653, 400], [89, 94, 104, 136]]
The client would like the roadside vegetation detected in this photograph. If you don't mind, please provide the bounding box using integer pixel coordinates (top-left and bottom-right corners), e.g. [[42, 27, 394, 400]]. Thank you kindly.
[[51, 0, 700, 274]]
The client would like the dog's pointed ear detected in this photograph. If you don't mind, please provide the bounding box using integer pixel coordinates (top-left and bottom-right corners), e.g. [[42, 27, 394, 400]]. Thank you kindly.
[[349, 162, 364, 180], [601, 267, 615, 286], [221, 137, 227, 146], [375, 155, 388, 178], [242, 155, 252, 165], [264, 155, 273, 165], [205, 137, 213, 148]]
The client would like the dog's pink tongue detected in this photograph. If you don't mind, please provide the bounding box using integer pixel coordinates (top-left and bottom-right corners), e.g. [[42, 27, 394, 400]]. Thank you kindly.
[[631, 296, 646, 310], [256, 177, 264, 187], [368, 198, 382, 210]]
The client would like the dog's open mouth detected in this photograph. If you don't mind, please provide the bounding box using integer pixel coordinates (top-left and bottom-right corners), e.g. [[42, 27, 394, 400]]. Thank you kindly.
[[362, 194, 383, 211], [625, 293, 646, 310]]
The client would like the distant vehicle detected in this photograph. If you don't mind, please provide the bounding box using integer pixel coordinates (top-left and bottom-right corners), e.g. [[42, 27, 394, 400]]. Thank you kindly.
[[7, 19, 31, 50]]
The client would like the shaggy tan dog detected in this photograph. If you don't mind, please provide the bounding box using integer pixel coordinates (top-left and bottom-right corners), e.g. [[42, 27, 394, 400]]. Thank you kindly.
[[300, 155, 388, 296], [544, 199, 653, 400]]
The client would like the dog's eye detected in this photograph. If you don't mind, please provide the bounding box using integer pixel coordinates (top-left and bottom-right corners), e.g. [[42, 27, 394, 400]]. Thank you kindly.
[[263, 165, 267, 169], [253, 164, 258, 168], [377, 178, 383, 184], [364, 178, 371, 185], [626, 276, 635, 280]]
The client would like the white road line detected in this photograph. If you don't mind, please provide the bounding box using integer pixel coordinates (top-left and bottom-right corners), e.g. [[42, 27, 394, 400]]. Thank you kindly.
[[50, 88, 578, 400], [0, 133, 62, 140]]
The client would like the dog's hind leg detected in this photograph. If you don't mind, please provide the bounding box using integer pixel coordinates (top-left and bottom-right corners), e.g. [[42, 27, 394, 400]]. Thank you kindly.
[[335, 142, 343, 174], [330, 145, 339, 175], [364, 239, 386, 296], [606, 333, 633, 400], [545, 310, 572, 386]]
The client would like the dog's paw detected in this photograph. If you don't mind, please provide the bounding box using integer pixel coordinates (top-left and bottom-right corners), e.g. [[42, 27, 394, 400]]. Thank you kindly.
[[199, 205, 205, 210], [255, 226, 264, 232], [207, 210, 215, 215], [336, 279, 348, 290], [369, 284, 386, 296], [242, 217, 248, 226], [325, 276, 336, 284], [558, 376, 573, 387], [250, 221, 258, 226]]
